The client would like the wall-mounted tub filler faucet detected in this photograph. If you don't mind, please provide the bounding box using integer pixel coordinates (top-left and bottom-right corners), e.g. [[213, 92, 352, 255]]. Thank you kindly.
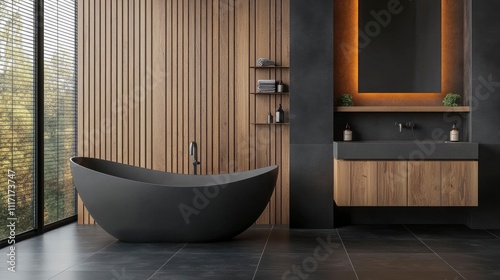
[[395, 121, 415, 132], [189, 141, 201, 175]]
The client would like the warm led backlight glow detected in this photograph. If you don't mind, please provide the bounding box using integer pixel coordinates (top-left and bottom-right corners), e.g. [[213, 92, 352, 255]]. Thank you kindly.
[[334, 0, 463, 106]]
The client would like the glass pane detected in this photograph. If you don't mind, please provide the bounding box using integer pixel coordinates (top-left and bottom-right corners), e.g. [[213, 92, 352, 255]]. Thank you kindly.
[[0, 0, 36, 240], [43, 0, 77, 225]]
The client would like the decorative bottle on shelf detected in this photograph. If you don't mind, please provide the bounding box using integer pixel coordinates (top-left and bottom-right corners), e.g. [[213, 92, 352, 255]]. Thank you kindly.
[[276, 104, 285, 123], [343, 123, 352, 142], [267, 112, 273, 124], [450, 123, 459, 142], [277, 81, 285, 93]]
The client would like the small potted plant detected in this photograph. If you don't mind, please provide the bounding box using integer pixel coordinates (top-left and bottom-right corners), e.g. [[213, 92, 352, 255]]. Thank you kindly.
[[337, 93, 354, 106], [442, 93, 461, 107]]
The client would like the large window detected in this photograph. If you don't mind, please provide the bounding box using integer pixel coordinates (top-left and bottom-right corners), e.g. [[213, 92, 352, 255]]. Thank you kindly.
[[0, 0, 36, 240], [44, 0, 77, 224], [0, 0, 77, 241]]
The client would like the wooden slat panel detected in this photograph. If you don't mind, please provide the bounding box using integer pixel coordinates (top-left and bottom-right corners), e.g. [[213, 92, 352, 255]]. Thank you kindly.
[[255, 0, 271, 224], [78, 0, 290, 224], [206, 0, 213, 175], [89, 0, 95, 159], [110, 0, 117, 162], [201, 0, 208, 175], [105, 0, 111, 161], [408, 161, 441, 206], [95, 0, 102, 159], [133, 0, 140, 166], [145, 0, 152, 169], [152, 0, 166, 171], [219, 0, 230, 174], [350, 161, 378, 206], [182, 0, 189, 174], [195, 0, 202, 175], [334, 159, 351, 206], [441, 161, 478, 206], [378, 161, 408, 206], [228, 0, 235, 173], [116, 0, 123, 164], [212, 0, 220, 174], [171, 0, 178, 173], [139, 0, 146, 168], [128, 0, 134, 165], [122, 0, 129, 164], [188, 0, 196, 174], [78, 0, 84, 157], [100, 0, 106, 159]]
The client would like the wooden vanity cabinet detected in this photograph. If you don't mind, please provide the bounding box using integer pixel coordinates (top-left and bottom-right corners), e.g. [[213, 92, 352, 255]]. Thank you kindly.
[[333, 159, 478, 207]]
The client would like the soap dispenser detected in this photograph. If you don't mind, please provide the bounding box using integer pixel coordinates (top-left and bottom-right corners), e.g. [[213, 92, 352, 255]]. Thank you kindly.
[[267, 112, 273, 124], [277, 81, 285, 93], [450, 123, 459, 142], [343, 123, 352, 142], [276, 104, 285, 123]]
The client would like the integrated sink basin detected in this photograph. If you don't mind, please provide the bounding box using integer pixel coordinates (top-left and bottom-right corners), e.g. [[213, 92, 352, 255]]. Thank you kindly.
[[333, 141, 478, 160]]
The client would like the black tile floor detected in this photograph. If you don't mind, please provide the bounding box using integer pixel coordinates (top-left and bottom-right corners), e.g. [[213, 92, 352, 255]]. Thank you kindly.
[[1, 223, 500, 279]]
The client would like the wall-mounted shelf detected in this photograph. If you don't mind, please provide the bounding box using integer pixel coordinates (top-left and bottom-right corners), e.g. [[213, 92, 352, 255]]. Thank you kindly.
[[335, 106, 470, 113], [250, 92, 289, 95], [250, 66, 289, 69]]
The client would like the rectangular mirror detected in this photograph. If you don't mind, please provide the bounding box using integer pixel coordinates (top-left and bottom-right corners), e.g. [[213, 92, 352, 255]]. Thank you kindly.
[[358, 0, 441, 93]]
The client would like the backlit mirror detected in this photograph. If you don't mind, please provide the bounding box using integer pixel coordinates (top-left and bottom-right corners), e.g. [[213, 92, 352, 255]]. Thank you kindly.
[[358, 0, 441, 93]]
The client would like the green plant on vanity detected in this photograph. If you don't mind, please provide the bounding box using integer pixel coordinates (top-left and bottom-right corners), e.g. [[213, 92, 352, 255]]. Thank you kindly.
[[442, 93, 461, 107], [337, 93, 354, 106]]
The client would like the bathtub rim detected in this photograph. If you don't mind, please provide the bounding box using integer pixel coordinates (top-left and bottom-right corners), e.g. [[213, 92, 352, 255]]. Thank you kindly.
[[70, 156, 279, 188]]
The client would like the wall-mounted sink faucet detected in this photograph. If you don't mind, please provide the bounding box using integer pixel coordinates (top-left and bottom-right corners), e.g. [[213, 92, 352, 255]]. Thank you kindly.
[[189, 141, 201, 175], [395, 121, 415, 132]]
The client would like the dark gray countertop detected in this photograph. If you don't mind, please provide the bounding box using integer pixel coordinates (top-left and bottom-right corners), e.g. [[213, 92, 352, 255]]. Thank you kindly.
[[333, 141, 479, 160]]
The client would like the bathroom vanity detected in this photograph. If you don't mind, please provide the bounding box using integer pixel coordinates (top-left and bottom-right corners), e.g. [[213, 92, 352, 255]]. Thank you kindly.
[[333, 141, 478, 207]]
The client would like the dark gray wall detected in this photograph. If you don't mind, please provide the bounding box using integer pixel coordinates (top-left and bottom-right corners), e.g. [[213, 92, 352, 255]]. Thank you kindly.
[[290, 0, 334, 228], [289, 0, 500, 229], [468, 0, 500, 228], [335, 113, 469, 142]]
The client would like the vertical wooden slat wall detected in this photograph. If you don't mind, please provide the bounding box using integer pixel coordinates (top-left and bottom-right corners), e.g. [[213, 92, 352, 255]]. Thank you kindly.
[[78, 0, 290, 225]]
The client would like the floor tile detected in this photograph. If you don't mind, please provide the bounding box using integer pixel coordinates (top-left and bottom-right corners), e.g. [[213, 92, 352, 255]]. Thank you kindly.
[[159, 253, 260, 271], [356, 270, 464, 280], [486, 229, 500, 239], [350, 253, 451, 271], [265, 229, 341, 254], [2, 222, 500, 280], [254, 269, 358, 280], [459, 270, 500, 280], [67, 252, 174, 271], [259, 252, 353, 271], [423, 239, 500, 253], [406, 224, 497, 240], [0, 271, 60, 280], [49, 269, 157, 280], [337, 225, 416, 240], [342, 239, 431, 253], [440, 253, 500, 271], [100, 241, 185, 254], [179, 227, 270, 254], [150, 270, 255, 280], [13, 253, 92, 271]]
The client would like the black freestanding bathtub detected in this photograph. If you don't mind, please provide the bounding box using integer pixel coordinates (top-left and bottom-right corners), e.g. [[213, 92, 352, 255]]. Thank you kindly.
[[70, 157, 278, 242]]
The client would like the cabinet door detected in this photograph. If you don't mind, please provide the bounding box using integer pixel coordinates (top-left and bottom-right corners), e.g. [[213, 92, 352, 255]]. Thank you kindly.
[[378, 161, 408, 206], [334, 159, 351, 206], [408, 161, 441, 206], [350, 161, 378, 206], [441, 161, 478, 206]]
